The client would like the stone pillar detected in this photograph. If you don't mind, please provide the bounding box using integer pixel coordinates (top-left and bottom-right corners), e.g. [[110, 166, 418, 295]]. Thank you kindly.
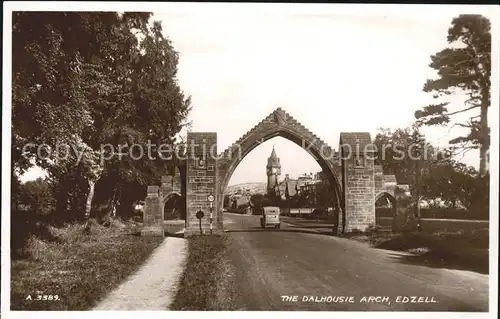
[[185, 132, 221, 237], [173, 168, 182, 193], [343, 152, 376, 232], [215, 161, 225, 231], [141, 186, 164, 237], [160, 175, 173, 197], [374, 165, 383, 192]]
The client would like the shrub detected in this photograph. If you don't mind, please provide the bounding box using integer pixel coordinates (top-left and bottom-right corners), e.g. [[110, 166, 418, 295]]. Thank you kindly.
[[11, 210, 60, 259], [419, 207, 488, 220], [19, 178, 55, 216]]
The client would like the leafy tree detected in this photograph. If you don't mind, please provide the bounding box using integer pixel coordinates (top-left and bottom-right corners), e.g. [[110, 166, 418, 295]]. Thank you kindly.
[[373, 125, 455, 220], [11, 173, 23, 211], [421, 159, 488, 214], [415, 14, 491, 176], [250, 193, 273, 214], [12, 12, 191, 223], [19, 177, 54, 215], [223, 195, 230, 208], [284, 182, 290, 200], [373, 125, 437, 189]]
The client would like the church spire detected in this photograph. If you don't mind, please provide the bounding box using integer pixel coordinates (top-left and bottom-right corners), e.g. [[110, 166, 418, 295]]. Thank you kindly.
[[266, 146, 281, 193], [269, 146, 277, 159], [267, 146, 280, 166]]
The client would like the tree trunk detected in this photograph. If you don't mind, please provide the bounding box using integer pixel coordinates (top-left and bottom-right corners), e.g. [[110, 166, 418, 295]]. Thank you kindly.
[[415, 158, 422, 231], [479, 135, 489, 177], [479, 89, 490, 177], [54, 180, 71, 224], [83, 180, 95, 233], [85, 181, 95, 217], [99, 184, 120, 223]]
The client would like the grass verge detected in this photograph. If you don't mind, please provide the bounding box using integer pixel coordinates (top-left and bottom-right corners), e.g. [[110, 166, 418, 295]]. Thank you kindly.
[[170, 235, 227, 310], [344, 228, 489, 274], [11, 220, 163, 310]]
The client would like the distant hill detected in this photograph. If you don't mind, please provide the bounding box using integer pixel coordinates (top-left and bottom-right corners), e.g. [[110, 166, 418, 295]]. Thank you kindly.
[[225, 182, 267, 196]]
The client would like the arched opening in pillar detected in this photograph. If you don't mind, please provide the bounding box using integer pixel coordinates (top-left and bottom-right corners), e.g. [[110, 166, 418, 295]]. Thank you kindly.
[[163, 193, 184, 221], [375, 192, 396, 231], [222, 135, 342, 232], [162, 192, 185, 234]]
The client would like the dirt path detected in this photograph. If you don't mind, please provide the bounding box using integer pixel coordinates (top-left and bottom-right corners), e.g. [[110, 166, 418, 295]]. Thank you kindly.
[[93, 236, 187, 310]]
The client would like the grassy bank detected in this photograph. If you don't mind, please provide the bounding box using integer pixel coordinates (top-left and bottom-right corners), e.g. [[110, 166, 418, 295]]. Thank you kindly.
[[11, 220, 163, 310], [345, 229, 489, 274], [170, 235, 228, 310]]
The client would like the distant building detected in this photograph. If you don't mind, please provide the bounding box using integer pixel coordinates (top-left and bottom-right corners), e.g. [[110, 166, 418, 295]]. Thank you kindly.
[[228, 193, 251, 207], [266, 146, 281, 192], [276, 173, 321, 200], [263, 146, 323, 199]]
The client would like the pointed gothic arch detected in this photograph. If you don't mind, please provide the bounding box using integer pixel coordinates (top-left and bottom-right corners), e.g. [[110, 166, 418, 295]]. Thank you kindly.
[[163, 191, 183, 220], [143, 107, 415, 237], [215, 108, 343, 231]]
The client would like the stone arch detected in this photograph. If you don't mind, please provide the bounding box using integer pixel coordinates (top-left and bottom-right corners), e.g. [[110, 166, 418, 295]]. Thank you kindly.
[[216, 108, 343, 230], [148, 107, 416, 237], [375, 191, 397, 230], [162, 191, 183, 221], [375, 191, 397, 207], [161, 191, 182, 208], [219, 129, 342, 200]]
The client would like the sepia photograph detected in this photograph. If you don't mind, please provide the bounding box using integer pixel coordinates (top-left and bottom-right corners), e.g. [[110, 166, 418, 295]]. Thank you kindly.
[[2, 2, 499, 317]]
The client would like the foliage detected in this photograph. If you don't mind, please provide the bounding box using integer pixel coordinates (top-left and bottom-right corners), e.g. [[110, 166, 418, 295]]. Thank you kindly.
[[374, 229, 489, 274], [249, 193, 285, 213], [12, 12, 191, 222], [415, 14, 491, 176], [171, 235, 227, 310], [314, 172, 336, 209], [374, 124, 488, 218], [373, 125, 438, 193], [18, 177, 55, 215], [250, 193, 267, 213], [11, 221, 163, 310], [421, 159, 489, 212]]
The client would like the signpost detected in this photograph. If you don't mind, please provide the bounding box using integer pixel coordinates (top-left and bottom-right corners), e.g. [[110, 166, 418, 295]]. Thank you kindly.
[[196, 210, 204, 235], [207, 193, 215, 234]]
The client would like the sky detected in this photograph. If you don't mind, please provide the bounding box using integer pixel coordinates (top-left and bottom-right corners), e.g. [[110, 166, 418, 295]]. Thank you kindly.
[[16, 5, 496, 185], [152, 10, 485, 185]]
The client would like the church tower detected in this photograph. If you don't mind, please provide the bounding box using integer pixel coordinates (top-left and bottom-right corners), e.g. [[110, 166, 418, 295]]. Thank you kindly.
[[266, 146, 281, 192]]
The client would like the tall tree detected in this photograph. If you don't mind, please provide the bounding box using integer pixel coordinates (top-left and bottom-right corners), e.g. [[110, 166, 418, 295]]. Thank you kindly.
[[373, 125, 437, 190], [421, 159, 488, 216], [19, 177, 54, 215], [415, 14, 491, 176], [12, 12, 191, 222]]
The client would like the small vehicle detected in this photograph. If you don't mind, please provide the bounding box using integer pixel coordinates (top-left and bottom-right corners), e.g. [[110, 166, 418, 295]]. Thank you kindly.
[[260, 206, 281, 229]]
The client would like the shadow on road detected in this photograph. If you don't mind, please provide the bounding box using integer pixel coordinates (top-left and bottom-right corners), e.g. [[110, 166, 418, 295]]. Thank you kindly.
[[283, 224, 334, 229], [164, 232, 185, 238], [280, 219, 336, 229], [226, 227, 337, 237], [384, 252, 489, 275]]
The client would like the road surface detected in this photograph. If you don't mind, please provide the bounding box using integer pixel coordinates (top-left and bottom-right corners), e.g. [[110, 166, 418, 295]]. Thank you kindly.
[[221, 213, 489, 311]]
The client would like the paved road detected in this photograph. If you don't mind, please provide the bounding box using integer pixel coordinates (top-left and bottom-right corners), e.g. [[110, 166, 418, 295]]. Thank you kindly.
[[222, 213, 489, 311]]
